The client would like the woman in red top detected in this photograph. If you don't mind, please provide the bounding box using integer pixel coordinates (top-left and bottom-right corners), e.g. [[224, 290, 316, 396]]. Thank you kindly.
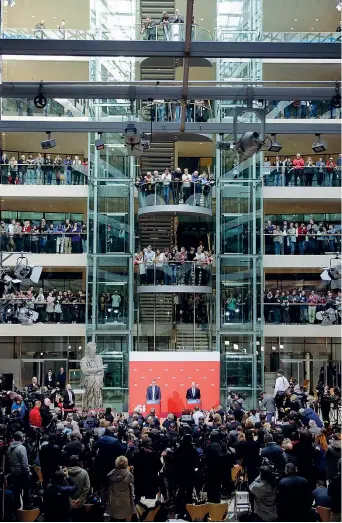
[[292, 153, 305, 186], [28, 400, 42, 427], [297, 223, 307, 255], [22, 220, 31, 252], [325, 157, 336, 187]]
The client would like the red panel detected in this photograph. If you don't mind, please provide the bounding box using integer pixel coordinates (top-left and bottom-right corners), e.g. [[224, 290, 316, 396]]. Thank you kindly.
[[129, 359, 220, 417]]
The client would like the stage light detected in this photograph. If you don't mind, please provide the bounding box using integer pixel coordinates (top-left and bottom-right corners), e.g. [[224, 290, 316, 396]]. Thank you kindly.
[[312, 133, 327, 153], [78, 346, 82, 350], [279, 344, 284, 349], [261, 346, 264, 352], [337, 0, 342, 11], [233, 344, 239, 350], [256, 341, 260, 346], [225, 340, 230, 345], [268, 133, 282, 153], [272, 346, 276, 350]]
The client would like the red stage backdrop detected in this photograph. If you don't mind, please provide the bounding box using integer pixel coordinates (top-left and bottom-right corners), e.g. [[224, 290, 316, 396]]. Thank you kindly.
[[129, 352, 220, 417]]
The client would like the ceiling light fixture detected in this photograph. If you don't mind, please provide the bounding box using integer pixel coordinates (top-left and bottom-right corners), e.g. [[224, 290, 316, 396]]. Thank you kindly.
[[291, 27, 294, 30], [268, 133, 282, 152], [272, 346, 276, 351], [294, 18, 297, 21], [279, 344, 284, 349], [337, 0, 342, 11], [312, 133, 327, 153]]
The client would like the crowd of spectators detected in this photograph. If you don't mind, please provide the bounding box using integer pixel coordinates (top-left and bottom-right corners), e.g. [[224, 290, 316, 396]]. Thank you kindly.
[[135, 168, 215, 206], [263, 153, 342, 187], [264, 288, 342, 325], [264, 219, 341, 255], [1, 384, 341, 522], [134, 244, 213, 286], [0, 219, 87, 254], [0, 153, 88, 185], [0, 288, 86, 324]]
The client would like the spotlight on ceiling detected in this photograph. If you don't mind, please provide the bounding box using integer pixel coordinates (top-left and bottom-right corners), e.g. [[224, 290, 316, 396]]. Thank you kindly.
[[312, 133, 327, 153], [336, 0, 342, 11], [41, 131, 56, 150], [268, 133, 282, 153]]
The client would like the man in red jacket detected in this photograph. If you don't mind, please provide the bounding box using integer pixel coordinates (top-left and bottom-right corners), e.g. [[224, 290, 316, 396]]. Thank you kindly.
[[29, 400, 42, 427], [292, 153, 305, 186]]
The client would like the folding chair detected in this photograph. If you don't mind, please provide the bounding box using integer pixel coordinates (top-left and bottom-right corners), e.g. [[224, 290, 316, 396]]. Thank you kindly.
[[207, 502, 229, 522], [186, 503, 210, 521], [17, 508, 40, 522], [316, 506, 332, 522]]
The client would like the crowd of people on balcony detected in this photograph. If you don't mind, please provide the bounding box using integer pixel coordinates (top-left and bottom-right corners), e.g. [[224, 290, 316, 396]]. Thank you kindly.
[[264, 219, 341, 255], [263, 153, 341, 187], [134, 244, 213, 286], [144, 99, 212, 123], [141, 10, 202, 41], [0, 219, 87, 254], [135, 168, 214, 207], [264, 288, 342, 325], [0, 153, 88, 185], [0, 288, 86, 324]]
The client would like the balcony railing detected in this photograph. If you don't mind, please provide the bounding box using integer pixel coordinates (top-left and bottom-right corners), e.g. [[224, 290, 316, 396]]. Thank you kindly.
[[2, 23, 213, 42], [0, 164, 88, 185], [2, 27, 339, 43], [264, 233, 341, 255], [263, 300, 341, 325], [220, 101, 342, 122], [0, 298, 86, 324], [216, 30, 341, 43], [0, 232, 87, 254], [136, 180, 213, 210], [135, 260, 212, 287], [262, 166, 341, 187]]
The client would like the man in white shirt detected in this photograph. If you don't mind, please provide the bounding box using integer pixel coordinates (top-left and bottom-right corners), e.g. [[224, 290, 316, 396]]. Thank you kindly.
[[274, 369, 290, 418], [192, 405, 204, 425], [144, 245, 156, 284]]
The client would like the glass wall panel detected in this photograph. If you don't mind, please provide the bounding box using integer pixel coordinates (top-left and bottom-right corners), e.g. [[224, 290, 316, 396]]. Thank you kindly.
[[136, 292, 213, 351], [88, 256, 129, 330]]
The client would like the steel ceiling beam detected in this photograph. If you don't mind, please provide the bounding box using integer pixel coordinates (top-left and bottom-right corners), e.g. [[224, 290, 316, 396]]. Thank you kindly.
[[0, 83, 336, 101], [180, 0, 194, 132], [0, 39, 339, 59], [0, 120, 339, 134]]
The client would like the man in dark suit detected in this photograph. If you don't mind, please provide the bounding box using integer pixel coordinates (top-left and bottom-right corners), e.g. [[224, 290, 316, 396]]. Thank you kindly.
[[186, 381, 201, 400], [63, 383, 75, 410], [43, 369, 55, 389], [56, 367, 66, 390], [146, 380, 161, 402]]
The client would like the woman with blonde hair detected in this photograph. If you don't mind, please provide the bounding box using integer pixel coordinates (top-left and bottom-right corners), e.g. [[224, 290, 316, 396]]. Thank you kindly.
[[107, 456, 136, 522]]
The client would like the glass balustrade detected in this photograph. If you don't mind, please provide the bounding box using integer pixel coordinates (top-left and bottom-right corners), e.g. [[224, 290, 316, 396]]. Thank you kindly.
[[0, 163, 88, 185], [263, 297, 341, 325], [0, 298, 86, 324], [1, 23, 213, 42], [262, 166, 342, 187], [264, 232, 341, 255], [2, 27, 339, 43], [136, 180, 213, 210], [0, 232, 87, 254], [219, 100, 342, 122], [216, 30, 341, 43], [135, 260, 212, 288]]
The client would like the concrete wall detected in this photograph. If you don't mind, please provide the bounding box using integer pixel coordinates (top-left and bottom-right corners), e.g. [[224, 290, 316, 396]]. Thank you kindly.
[[5, 60, 89, 82], [4, 0, 90, 30]]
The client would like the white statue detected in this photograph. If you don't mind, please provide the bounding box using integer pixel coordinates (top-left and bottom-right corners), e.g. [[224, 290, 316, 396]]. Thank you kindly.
[[80, 341, 107, 411]]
